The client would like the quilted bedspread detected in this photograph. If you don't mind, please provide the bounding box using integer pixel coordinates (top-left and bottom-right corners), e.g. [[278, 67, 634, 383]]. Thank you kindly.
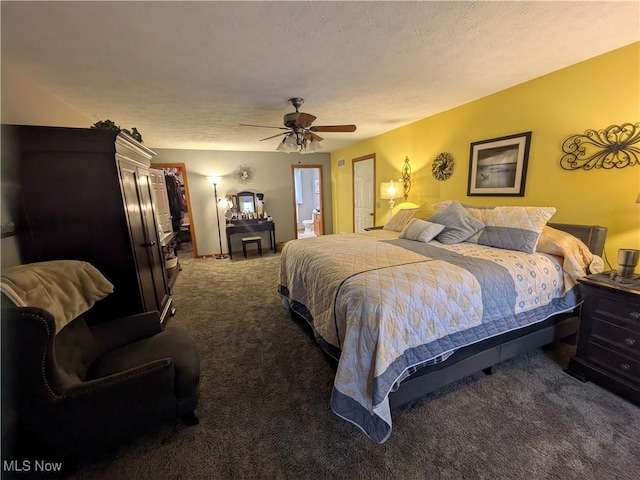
[[278, 231, 585, 443]]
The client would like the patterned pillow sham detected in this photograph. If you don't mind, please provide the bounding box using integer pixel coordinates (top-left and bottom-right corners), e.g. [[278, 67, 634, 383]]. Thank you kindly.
[[426, 201, 484, 244], [383, 208, 418, 232], [399, 218, 445, 243], [465, 205, 556, 253]]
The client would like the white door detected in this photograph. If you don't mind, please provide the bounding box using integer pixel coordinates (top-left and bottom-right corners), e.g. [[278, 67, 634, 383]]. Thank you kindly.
[[353, 155, 375, 232], [149, 168, 171, 235]]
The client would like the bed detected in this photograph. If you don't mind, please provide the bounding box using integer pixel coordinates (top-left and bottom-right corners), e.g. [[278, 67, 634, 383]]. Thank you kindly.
[[278, 203, 607, 444]]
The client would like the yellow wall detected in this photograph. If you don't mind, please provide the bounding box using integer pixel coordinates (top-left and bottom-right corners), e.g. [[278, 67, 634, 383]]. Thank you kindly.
[[331, 43, 640, 269]]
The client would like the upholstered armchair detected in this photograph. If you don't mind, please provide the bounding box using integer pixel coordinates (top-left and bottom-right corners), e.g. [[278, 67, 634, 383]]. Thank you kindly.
[[1, 260, 200, 466]]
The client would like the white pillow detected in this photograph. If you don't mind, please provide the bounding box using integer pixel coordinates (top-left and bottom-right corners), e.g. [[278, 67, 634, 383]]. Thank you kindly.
[[383, 208, 418, 232], [399, 218, 445, 243]]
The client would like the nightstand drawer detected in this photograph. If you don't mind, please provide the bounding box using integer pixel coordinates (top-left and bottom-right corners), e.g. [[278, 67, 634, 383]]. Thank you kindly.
[[591, 319, 640, 355], [592, 296, 640, 332], [584, 341, 639, 384]]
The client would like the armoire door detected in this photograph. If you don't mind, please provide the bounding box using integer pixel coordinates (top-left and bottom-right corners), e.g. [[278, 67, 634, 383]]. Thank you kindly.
[[118, 158, 168, 313], [137, 167, 169, 309]]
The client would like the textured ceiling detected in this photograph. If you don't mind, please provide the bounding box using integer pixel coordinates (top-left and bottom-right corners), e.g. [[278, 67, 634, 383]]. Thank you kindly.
[[1, 1, 639, 152]]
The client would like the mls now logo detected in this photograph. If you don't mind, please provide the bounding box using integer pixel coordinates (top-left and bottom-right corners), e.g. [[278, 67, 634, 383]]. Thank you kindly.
[[3, 459, 64, 473]]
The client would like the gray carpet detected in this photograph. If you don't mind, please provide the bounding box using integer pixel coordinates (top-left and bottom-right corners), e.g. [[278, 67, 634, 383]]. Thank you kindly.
[[73, 243, 639, 479]]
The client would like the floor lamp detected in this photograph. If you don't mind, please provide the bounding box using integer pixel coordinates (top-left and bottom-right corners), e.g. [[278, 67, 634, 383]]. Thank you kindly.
[[209, 176, 228, 259]]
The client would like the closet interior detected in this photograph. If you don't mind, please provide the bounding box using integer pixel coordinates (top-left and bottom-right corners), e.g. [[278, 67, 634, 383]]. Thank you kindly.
[[150, 164, 196, 286]]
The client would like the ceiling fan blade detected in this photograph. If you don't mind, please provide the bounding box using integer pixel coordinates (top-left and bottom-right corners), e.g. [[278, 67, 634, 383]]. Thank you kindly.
[[259, 132, 289, 142], [309, 124, 357, 133], [294, 112, 317, 129], [303, 132, 324, 142], [240, 123, 289, 130]]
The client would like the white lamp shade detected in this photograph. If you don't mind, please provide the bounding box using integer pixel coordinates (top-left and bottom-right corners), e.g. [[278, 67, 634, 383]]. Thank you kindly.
[[277, 133, 298, 153], [209, 176, 221, 185], [305, 138, 322, 153], [380, 181, 400, 200]]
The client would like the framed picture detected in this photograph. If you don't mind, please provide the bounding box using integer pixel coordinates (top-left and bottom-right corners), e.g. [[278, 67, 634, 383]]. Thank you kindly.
[[467, 131, 532, 196]]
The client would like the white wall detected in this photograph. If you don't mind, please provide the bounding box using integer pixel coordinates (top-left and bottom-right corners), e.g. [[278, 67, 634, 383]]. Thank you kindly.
[[151, 149, 333, 256]]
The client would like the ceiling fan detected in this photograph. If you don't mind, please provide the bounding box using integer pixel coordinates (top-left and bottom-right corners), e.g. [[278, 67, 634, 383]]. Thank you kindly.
[[240, 98, 357, 153]]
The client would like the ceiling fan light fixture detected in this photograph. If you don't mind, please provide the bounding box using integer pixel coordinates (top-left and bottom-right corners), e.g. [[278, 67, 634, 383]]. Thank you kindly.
[[241, 98, 356, 153], [277, 133, 298, 153], [306, 137, 322, 153]]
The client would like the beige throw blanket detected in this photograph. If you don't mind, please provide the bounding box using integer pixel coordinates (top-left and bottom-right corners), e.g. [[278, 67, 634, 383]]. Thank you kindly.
[[1, 260, 114, 333]]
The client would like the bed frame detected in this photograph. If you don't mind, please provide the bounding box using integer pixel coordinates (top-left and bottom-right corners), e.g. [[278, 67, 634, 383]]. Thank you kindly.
[[290, 223, 607, 409]]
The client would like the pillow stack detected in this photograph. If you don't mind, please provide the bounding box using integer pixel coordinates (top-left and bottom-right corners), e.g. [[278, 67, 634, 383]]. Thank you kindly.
[[425, 201, 485, 244], [382, 200, 555, 253], [382, 204, 438, 232]]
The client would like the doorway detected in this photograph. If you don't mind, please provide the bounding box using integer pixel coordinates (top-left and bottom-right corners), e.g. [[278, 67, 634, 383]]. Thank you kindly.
[[150, 163, 199, 257], [353, 154, 375, 232], [291, 165, 324, 239]]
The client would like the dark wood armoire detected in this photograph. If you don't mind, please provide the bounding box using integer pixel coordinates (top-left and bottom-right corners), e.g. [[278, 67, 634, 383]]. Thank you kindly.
[[2, 125, 173, 325]]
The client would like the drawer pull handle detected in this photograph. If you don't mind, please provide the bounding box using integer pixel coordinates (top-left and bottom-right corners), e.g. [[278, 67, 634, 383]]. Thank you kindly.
[[630, 311, 640, 320], [143, 241, 157, 247], [624, 337, 636, 347], [619, 363, 631, 372]]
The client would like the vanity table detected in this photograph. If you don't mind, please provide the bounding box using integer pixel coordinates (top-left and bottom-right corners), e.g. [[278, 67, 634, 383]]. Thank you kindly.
[[226, 219, 276, 260]]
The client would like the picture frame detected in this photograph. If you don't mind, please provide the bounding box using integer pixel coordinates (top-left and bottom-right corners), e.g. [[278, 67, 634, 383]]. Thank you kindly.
[[467, 131, 532, 196]]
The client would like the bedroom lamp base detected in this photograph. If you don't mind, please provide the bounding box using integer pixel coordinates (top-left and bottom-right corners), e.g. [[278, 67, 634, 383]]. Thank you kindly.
[[388, 198, 395, 221]]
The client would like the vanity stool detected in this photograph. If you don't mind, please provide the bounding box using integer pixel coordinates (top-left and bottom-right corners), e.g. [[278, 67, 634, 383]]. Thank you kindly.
[[242, 236, 262, 258]]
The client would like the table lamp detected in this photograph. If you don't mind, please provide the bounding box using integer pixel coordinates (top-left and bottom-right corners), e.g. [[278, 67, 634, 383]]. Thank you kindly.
[[380, 180, 400, 220]]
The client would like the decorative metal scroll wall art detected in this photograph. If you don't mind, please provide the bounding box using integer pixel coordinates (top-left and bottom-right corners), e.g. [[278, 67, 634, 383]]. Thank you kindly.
[[560, 122, 640, 170], [401, 156, 411, 200]]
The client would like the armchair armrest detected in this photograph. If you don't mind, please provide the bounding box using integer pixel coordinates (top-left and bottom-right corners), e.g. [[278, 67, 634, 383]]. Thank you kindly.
[[89, 311, 162, 352], [65, 358, 174, 399], [32, 359, 178, 452]]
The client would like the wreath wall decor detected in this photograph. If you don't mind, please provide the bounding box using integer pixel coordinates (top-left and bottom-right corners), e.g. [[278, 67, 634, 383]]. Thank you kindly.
[[233, 164, 253, 184], [432, 152, 455, 181]]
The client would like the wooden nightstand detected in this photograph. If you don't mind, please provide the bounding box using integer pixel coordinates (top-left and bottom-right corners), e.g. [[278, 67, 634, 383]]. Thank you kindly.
[[566, 272, 640, 405]]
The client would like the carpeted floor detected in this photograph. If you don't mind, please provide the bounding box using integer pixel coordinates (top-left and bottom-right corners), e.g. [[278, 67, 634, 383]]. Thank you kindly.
[[72, 242, 640, 479]]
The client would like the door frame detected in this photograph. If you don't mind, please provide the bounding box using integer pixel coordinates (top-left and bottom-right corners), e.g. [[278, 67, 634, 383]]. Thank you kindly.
[[291, 164, 324, 239], [150, 163, 199, 257], [352, 153, 376, 232]]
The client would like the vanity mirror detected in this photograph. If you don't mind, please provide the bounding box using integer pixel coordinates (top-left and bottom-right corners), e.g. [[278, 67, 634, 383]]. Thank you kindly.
[[236, 191, 256, 214]]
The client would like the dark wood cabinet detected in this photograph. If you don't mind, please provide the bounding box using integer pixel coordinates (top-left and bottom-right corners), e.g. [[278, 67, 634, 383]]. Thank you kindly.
[[566, 272, 639, 405], [2, 125, 172, 325]]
